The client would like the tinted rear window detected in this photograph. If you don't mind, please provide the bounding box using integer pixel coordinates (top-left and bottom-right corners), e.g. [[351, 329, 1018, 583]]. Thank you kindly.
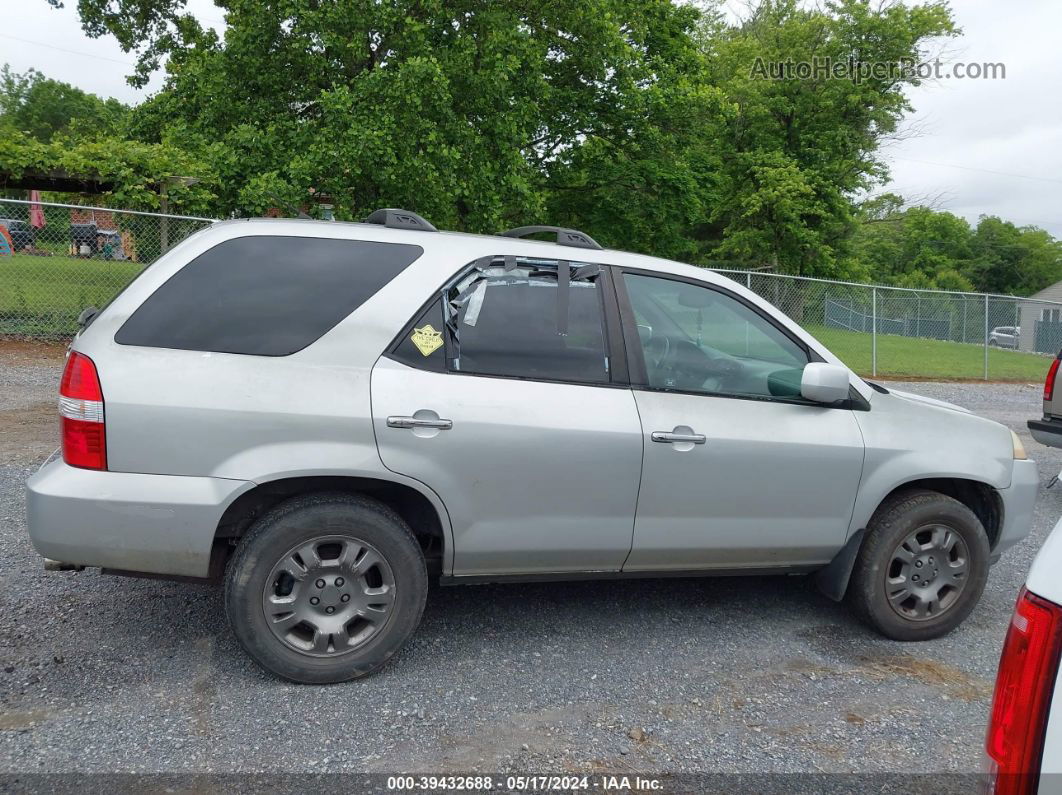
[[116, 235, 422, 355]]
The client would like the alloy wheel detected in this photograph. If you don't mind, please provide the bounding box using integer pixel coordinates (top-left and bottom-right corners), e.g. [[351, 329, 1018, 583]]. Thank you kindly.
[[262, 535, 396, 656], [884, 524, 970, 621]]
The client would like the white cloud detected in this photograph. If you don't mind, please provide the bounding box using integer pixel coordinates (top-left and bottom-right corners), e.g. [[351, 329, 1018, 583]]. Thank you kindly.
[[882, 0, 1062, 235], [0, 0, 224, 102]]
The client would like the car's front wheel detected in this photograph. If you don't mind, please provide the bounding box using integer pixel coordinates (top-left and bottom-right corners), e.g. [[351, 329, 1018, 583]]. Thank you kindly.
[[848, 489, 990, 641], [224, 493, 428, 683]]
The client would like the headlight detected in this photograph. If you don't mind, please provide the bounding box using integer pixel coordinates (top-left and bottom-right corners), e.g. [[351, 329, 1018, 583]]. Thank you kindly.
[[1012, 430, 1028, 460]]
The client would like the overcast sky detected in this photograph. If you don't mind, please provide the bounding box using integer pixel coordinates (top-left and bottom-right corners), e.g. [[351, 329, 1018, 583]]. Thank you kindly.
[[2, 0, 1060, 236]]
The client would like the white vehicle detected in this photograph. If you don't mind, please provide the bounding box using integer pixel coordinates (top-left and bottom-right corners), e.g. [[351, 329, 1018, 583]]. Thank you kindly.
[[989, 326, 1021, 349], [985, 519, 1062, 793]]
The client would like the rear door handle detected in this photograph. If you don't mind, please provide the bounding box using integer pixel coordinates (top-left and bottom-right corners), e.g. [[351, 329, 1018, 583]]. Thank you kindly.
[[651, 431, 706, 444], [387, 415, 453, 430]]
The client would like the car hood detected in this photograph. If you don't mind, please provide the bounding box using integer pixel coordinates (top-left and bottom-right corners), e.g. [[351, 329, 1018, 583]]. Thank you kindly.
[[880, 387, 971, 415]]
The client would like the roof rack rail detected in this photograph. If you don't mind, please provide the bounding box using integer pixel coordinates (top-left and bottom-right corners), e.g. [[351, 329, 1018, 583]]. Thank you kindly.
[[501, 225, 602, 251], [364, 208, 438, 232]]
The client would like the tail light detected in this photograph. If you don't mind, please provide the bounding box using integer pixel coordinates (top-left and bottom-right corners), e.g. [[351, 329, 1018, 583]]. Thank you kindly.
[[985, 587, 1062, 794], [59, 351, 106, 470], [1044, 357, 1060, 402]]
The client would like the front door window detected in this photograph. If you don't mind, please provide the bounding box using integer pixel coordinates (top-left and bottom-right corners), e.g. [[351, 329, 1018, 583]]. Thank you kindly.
[[623, 273, 809, 399]]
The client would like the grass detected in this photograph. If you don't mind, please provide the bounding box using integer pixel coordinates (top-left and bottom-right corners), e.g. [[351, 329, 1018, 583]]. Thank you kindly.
[[807, 324, 1051, 382], [0, 252, 143, 336], [0, 251, 1052, 380]]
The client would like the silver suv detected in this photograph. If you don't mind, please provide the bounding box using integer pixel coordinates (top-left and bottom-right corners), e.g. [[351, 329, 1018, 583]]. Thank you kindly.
[[26, 210, 1039, 683], [989, 326, 1021, 349]]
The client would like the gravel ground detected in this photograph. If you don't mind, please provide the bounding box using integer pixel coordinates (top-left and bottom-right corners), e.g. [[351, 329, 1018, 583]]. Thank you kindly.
[[0, 350, 1059, 777]]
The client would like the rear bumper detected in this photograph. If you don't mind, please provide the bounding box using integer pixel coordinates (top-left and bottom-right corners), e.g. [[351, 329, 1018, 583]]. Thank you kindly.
[[25, 456, 250, 578], [995, 458, 1040, 557], [1029, 417, 1062, 449]]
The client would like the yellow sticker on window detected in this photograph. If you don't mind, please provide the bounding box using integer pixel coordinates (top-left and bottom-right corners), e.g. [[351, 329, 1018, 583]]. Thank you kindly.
[[410, 324, 443, 357]]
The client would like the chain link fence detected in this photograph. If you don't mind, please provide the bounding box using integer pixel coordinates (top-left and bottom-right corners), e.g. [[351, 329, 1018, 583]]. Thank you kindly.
[[0, 198, 213, 338], [715, 269, 1062, 381], [2, 197, 1060, 380]]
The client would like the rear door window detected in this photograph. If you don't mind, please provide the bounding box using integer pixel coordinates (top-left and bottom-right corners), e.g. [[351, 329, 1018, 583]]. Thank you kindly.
[[116, 235, 422, 355], [444, 257, 610, 384]]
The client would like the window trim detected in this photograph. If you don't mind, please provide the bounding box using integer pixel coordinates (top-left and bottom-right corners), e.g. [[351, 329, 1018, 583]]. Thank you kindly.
[[612, 267, 860, 409], [383, 254, 630, 388]]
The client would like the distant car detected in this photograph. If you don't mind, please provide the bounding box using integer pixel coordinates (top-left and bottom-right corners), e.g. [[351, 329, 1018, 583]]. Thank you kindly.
[[989, 326, 1021, 349], [983, 518, 1062, 793], [0, 218, 35, 250]]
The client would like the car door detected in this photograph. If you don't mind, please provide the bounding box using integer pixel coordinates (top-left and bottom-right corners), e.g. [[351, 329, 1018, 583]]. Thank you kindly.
[[615, 270, 866, 571], [371, 255, 643, 577]]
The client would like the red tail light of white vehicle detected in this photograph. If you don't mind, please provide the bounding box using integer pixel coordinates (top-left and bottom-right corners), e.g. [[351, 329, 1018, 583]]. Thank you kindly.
[[59, 351, 106, 470], [985, 587, 1062, 794], [1043, 357, 1060, 403]]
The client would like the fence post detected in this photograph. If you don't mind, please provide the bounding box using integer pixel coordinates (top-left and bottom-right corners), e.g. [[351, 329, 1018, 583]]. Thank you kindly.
[[984, 294, 990, 381], [746, 272, 751, 289], [872, 287, 877, 378], [962, 297, 967, 344], [159, 188, 170, 254]]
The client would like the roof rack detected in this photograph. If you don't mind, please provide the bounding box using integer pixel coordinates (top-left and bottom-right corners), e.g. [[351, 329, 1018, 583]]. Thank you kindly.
[[501, 225, 602, 251], [364, 208, 438, 232]]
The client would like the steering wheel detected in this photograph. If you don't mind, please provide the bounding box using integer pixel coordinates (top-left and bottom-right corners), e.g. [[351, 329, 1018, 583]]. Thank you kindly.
[[647, 336, 741, 391]]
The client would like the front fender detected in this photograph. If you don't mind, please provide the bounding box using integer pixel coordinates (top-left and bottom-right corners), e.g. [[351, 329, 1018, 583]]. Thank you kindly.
[[850, 391, 1013, 537]]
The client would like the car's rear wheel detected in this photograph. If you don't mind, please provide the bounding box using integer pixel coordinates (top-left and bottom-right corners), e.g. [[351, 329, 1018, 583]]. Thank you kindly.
[[848, 489, 990, 641], [225, 493, 427, 683]]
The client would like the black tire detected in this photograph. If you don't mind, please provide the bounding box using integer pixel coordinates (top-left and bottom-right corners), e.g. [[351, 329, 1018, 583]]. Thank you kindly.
[[848, 489, 990, 641], [224, 493, 427, 683]]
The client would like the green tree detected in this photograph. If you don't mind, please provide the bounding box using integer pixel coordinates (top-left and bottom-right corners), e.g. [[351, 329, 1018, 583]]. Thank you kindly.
[[542, 8, 727, 260], [0, 120, 216, 212], [537, 0, 958, 272], [0, 65, 128, 141], [49, 0, 958, 276], [85, 0, 706, 232], [700, 0, 957, 277], [850, 199, 1062, 295], [851, 204, 975, 290], [969, 216, 1062, 295]]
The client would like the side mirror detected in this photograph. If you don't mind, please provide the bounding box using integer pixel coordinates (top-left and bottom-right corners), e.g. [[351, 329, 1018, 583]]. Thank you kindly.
[[801, 363, 850, 404]]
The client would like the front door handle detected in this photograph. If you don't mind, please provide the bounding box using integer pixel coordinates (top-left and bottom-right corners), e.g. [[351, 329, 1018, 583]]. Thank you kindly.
[[651, 431, 706, 444], [387, 415, 453, 430]]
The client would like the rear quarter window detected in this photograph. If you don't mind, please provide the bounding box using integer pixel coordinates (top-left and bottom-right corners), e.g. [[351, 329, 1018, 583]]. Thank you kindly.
[[115, 235, 422, 355]]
